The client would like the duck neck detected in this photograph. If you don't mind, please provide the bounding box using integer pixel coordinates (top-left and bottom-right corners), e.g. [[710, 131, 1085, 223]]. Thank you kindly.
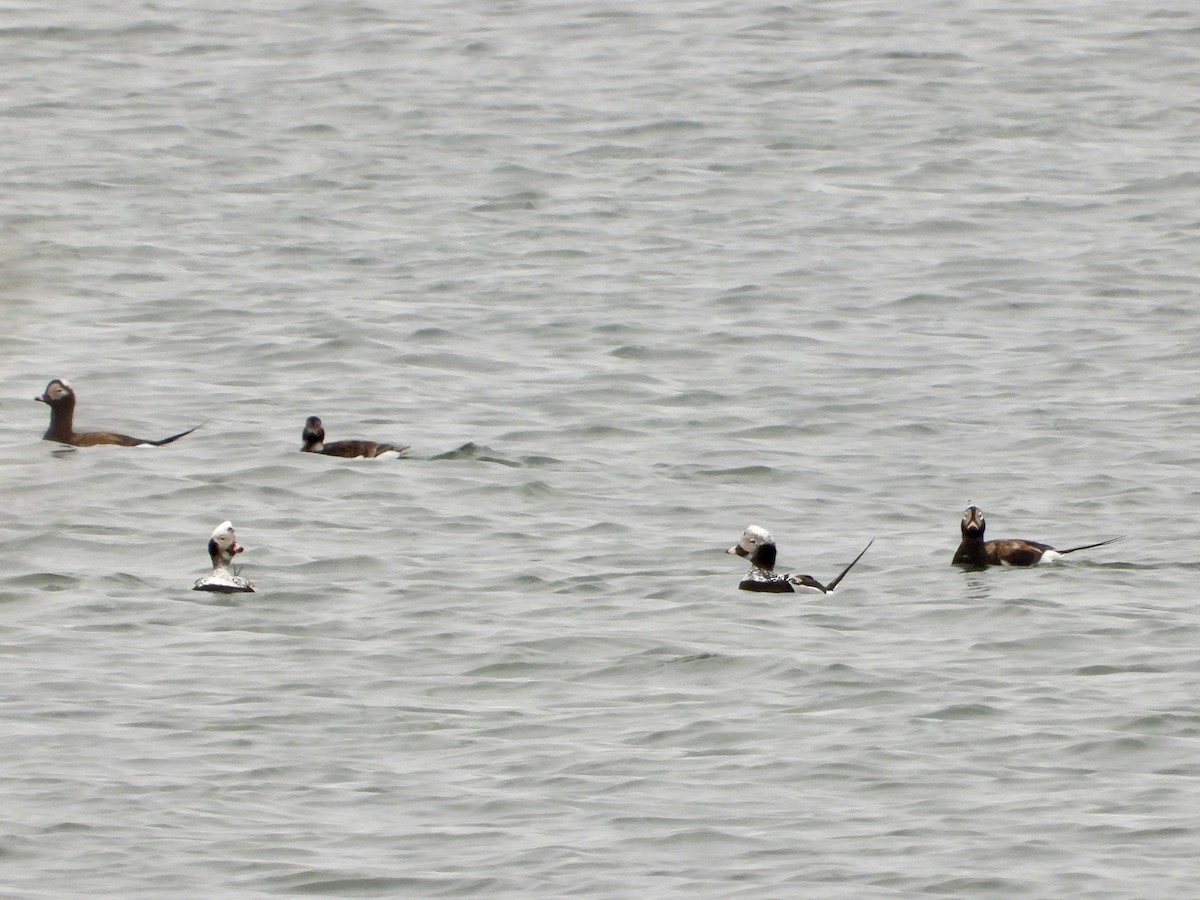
[[753, 543, 778, 572], [43, 400, 75, 443], [954, 532, 986, 564], [209, 540, 231, 573]]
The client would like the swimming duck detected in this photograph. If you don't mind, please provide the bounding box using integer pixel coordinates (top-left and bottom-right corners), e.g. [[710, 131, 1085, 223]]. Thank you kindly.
[[727, 525, 873, 593], [192, 521, 255, 593], [36, 379, 200, 447], [300, 415, 409, 459], [952, 505, 1120, 567]]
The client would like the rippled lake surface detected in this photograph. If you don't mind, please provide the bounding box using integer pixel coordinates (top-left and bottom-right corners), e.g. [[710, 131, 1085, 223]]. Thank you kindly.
[[3, 1, 1200, 896]]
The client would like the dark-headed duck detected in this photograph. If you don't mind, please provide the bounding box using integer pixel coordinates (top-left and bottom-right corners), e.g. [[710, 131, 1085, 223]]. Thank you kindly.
[[952, 505, 1120, 567], [36, 379, 199, 447], [727, 525, 873, 593], [193, 521, 255, 593], [301, 415, 409, 459]]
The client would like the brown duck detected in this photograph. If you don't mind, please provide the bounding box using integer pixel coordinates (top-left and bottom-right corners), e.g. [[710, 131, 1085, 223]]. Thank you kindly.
[[36, 379, 200, 447], [300, 415, 409, 459], [952, 505, 1120, 567]]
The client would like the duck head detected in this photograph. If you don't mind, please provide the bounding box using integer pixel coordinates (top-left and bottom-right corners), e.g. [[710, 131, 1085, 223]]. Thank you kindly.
[[36, 379, 76, 411], [961, 506, 986, 539], [301, 416, 325, 451], [727, 525, 779, 570], [208, 521, 245, 569]]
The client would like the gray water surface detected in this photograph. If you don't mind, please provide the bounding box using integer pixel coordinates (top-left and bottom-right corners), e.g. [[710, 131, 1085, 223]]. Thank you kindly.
[[3, 1, 1199, 897]]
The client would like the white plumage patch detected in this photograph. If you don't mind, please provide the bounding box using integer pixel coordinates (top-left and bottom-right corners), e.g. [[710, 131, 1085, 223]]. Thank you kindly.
[[211, 521, 236, 545]]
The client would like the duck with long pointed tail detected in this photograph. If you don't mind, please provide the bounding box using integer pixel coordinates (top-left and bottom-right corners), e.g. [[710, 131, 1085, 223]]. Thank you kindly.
[[193, 521, 255, 593], [36, 379, 200, 447], [727, 525, 873, 593], [300, 416, 409, 459], [952, 505, 1120, 567]]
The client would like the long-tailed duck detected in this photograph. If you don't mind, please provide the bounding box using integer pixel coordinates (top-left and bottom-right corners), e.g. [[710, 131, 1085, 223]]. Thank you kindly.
[[192, 521, 255, 593], [727, 525, 873, 593], [952, 505, 1120, 567], [300, 415, 409, 459], [36, 379, 200, 447]]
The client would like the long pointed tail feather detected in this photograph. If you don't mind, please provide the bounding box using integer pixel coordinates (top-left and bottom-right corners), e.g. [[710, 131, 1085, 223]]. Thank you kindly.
[[825, 538, 874, 591], [149, 423, 202, 446], [1060, 536, 1122, 556]]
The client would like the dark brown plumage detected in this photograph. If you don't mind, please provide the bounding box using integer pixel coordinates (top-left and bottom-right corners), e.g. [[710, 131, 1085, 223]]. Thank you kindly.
[[300, 415, 409, 459], [952, 505, 1120, 567], [35, 379, 199, 447]]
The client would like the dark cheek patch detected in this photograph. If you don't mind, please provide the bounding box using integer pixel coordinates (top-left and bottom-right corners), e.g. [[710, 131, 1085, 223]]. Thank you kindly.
[[756, 542, 777, 569]]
